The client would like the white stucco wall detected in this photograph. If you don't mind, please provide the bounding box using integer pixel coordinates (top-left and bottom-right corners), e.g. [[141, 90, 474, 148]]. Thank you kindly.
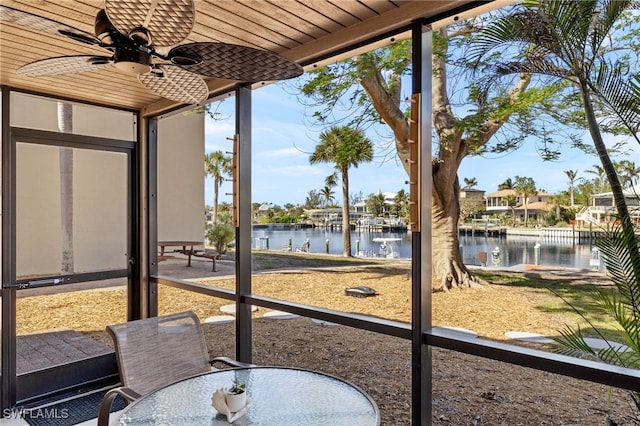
[[157, 112, 205, 242], [7, 93, 204, 276], [11, 93, 135, 275]]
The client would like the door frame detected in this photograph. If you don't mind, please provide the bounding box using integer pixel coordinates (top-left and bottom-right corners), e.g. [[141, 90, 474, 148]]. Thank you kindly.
[[2, 119, 138, 407]]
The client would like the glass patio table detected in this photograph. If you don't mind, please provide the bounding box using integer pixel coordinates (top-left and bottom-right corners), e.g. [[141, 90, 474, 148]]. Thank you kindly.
[[116, 366, 380, 425]]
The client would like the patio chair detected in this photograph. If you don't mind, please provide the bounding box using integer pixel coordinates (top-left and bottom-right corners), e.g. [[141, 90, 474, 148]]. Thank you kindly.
[[97, 310, 250, 426]]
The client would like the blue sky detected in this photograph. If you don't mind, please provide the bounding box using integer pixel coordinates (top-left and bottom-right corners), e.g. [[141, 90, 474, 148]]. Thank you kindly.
[[204, 82, 639, 207]]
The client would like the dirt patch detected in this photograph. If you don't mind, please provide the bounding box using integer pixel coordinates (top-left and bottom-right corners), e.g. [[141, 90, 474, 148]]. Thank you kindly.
[[15, 253, 638, 425]]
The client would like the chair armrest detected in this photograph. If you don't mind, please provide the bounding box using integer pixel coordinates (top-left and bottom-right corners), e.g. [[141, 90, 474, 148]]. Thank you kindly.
[[210, 356, 255, 368], [97, 386, 141, 426]]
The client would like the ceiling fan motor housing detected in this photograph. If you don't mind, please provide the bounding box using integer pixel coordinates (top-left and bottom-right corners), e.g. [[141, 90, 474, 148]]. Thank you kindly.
[[114, 47, 152, 74]]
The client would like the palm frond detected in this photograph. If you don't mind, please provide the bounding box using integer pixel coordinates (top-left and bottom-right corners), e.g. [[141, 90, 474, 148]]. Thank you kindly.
[[598, 345, 640, 369], [591, 62, 640, 141], [552, 324, 598, 359], [539, 0, 593, 61], [596, 289, 640, 352], [597, 225, 640, 315], [590, 0, 637, 52], [469, 9, 556, 64]]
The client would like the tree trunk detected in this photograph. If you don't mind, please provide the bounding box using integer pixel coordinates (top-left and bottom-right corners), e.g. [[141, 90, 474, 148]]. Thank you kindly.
[[213, 177, 220, 225], [341, 167, 352, 257], [360, 28, 531, 289], [569, 186, 574, 207], [581, 82, 640, 271], [432, 172, 483, 290], [58, 102, 74, 274]]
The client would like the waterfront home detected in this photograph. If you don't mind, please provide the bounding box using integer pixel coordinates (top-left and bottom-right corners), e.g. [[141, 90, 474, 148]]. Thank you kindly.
[[485, 189, 552, 221], [576, 185, 640, 225]]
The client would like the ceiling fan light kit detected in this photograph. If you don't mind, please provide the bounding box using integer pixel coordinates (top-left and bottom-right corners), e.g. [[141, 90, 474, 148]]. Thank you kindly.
[[2, 0, 303, 105]]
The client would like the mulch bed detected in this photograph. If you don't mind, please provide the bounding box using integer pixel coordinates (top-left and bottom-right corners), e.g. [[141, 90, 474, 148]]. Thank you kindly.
[[15, 254, 639, 425]]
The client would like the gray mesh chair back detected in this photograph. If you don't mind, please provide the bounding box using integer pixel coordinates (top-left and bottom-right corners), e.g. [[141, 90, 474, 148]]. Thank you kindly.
[[98, 310, 248, 426], [107, 310, 211, 396]]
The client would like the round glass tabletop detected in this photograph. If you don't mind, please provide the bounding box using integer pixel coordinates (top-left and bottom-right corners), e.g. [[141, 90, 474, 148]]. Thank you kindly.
[[117, 366, 380, 425]]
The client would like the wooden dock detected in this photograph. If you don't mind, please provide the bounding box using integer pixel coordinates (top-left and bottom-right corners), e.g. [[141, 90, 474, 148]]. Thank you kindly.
[[458, 225, 507, 237], [459, 226, 604, 242]]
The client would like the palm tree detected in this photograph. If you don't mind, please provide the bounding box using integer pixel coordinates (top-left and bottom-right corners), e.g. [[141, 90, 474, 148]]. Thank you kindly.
[[616, 160, 640, 189], [564, 170, 578, 207], [366, 191, 387, 217], [514, 176, 536, 227], [392, 189, 410, 219], [462, 177, 478, 189], [320, 185, 335, 208], [473, 0, 640, 294], [204, 151, 232, 225], [498, 178, 514, 190], [585, 164, 609, 193], [474, 1, 640, 413], [502, 194, 518, 224], [310, 126, 373, 256], [58, 102, 74, 274]]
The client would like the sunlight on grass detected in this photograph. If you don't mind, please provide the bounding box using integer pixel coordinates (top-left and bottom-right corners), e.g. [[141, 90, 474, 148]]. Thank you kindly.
[[475, 271, 626, 343]]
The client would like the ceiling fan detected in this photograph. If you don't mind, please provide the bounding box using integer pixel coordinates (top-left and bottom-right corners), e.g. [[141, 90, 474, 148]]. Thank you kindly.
[[0, 0, 303, 105]]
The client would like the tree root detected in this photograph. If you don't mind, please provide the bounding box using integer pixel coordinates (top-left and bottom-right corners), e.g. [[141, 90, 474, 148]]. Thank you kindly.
[[434, 261, 487, 292]]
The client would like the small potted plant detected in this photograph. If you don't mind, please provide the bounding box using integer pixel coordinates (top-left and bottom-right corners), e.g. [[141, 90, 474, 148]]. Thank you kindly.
[[224, 378, 247, 412]]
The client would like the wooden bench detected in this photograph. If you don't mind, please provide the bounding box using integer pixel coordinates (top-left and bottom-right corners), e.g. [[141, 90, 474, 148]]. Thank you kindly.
[[175, 248, 220, 272]]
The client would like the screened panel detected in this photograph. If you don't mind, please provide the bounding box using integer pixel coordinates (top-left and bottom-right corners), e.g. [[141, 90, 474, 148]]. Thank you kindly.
[[16, 143, 128, 277]]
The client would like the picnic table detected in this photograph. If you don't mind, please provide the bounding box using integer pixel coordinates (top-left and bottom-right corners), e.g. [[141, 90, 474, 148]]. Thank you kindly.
[[158, 241, 219, 271]]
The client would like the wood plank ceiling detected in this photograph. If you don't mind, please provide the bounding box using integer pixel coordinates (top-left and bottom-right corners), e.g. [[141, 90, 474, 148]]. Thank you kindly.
[[0, 0, 490, 117]]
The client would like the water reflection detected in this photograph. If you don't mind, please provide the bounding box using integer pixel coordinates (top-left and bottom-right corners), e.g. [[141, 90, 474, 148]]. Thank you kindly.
[[458, 234, 597, 269], [251, 227, 598, 270]]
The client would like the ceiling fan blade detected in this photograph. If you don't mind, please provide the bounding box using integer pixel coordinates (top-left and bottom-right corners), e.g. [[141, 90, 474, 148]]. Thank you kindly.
[[0, 5, 100, 45], [17, 55, 113, 77], [138, 66, 208, 105], [168, 42, 303, 82], [105, 0, 195, 47]]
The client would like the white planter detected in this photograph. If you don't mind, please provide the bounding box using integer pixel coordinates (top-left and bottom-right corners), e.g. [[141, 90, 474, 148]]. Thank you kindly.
[[225, 391, 247, 412]]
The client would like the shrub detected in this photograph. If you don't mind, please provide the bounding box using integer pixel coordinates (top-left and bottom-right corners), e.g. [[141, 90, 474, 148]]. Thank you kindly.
[[206, 223, 235, 254]]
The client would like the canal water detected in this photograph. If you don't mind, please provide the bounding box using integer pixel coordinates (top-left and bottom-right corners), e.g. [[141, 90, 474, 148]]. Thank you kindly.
[[251, 227, 599, 270]]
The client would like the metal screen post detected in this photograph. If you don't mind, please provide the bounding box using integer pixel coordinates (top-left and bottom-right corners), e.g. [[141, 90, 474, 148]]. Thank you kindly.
[[1, 85, 17, 412], [410, 21, 433, 426], [235, 84, 253, 363]]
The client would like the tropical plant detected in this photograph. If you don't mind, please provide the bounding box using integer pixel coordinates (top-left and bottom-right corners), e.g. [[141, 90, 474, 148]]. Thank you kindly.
[[206, 223, 235, 254], [501, 194, 518, 224], [551, 223, 640, 422], [472, 0, 640, 418], [58, 102, 74, 273], [309, 126, 373, 256], [585, 164, 610, 194], [617, 160, 640, 188], [205, 150, 232, 225], [472, 0, 640, 304], [320, 185, 335, 208], [304, 189, 323, 209], [391, 189, 410, 220], [498, 178, 514, 190], [366, 192, 387, 217], [514, 176, 537, 227], [463, 177, 478, 189], [564, 170, 579, 207]]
